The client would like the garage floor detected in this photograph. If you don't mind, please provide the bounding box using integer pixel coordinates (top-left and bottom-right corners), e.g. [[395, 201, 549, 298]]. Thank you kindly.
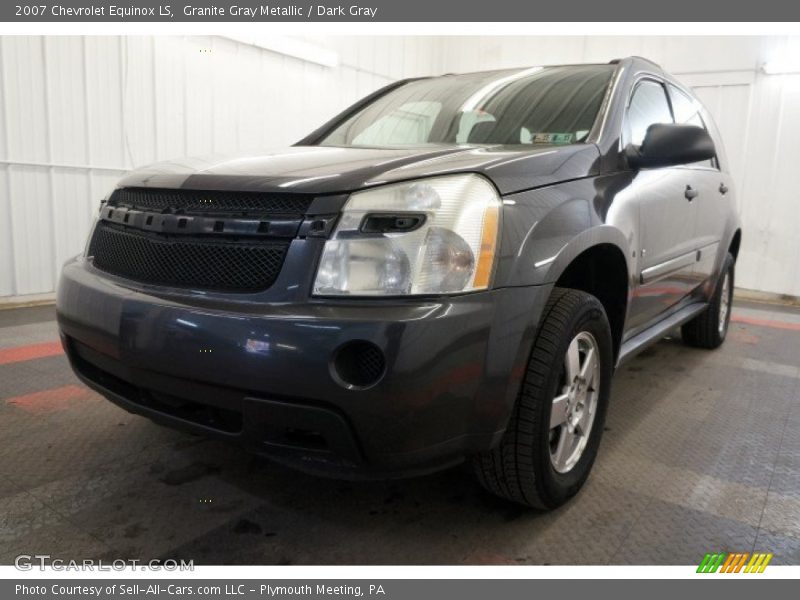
[[1, 299, 798, 566]]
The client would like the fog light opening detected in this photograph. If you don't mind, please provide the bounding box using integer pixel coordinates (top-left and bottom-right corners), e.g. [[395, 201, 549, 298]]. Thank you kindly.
[[331, 341, 386, 389]]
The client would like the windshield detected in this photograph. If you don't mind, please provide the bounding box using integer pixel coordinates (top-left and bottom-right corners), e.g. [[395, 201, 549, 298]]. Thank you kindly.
[[318, 65, 614, 148]]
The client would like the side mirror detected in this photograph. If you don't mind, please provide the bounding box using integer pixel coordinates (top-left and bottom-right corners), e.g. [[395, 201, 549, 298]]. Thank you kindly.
[[626, 123, 716, 169]]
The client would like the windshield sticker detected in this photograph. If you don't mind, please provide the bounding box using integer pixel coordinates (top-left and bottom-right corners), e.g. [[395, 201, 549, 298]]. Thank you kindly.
[[532, 133, 575, 144]]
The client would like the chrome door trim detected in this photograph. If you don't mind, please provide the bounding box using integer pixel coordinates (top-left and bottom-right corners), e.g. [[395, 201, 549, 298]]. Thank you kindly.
[[640, 250, 697, 285]]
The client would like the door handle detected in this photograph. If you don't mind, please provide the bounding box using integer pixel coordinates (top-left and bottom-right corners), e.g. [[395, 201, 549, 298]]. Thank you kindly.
[[719, 183, 729, 195], [685, 185, 699, 201]]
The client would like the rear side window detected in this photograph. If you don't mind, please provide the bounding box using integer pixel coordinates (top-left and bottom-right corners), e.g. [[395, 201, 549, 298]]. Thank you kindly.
[[668, 84, 717, 169], [626, 80, 673, 146]]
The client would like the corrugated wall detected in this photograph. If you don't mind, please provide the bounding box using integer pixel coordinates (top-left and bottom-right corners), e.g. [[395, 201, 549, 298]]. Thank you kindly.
[[0, 35, 444, 301]]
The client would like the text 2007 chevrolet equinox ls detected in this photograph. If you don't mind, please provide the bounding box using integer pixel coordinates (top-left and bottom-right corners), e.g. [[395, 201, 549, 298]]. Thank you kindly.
[[57, 57, 741, 509]]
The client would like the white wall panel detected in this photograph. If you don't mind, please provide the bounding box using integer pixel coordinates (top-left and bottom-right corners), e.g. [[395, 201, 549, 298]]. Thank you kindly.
[[8, 166, 55, 295], [123, 37, 158, 167], [210, 37, 240, 154], [3, 37, 49, 163], [184, 36, 215, 156], [44, 38, 95, 277], [749, 74, 800, 297], [45, 37, 89, 164], [51, 169, 92, 272], [84, 37, 126, 169], [154, 36, 188, 160], [0, 166, 13, 297], [2, 37, 56, 297], [0, 40, 13, 297]]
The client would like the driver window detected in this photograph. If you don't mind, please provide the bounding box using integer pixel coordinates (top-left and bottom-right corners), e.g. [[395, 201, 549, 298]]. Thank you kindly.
[[626, 80, 673, 147]]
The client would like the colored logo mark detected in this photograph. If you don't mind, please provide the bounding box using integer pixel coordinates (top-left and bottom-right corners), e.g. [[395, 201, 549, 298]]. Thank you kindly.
[[697, 552, 773, 573]]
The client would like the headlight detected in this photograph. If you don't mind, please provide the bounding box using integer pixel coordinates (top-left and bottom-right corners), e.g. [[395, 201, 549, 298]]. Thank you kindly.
[[313, 174, 501, 296]]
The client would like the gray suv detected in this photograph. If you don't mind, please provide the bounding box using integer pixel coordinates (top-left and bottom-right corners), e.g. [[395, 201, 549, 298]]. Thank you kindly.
[[57, 56, 740, 509]]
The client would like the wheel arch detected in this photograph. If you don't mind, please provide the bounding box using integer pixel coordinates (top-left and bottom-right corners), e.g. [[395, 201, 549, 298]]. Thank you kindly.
[[521, 226, 632, 363], [728, 228, 742, 262], [548, 242, 630, 363]]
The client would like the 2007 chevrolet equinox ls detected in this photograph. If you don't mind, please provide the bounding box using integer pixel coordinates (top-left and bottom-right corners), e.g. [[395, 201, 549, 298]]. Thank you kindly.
[[58, 57, 741, 509]]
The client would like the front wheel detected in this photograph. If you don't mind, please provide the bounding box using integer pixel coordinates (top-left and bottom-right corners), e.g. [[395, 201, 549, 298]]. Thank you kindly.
[[682, 253, 735, 349], [474, 287, 613, 509]]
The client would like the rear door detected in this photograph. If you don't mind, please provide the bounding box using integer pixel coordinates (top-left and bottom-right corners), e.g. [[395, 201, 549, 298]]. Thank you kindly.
[[667, 84, 729, 285], [625, 78, 701, 331]]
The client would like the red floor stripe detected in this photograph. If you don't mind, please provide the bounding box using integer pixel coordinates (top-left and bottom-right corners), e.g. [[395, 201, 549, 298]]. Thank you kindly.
[[0, 340, 63, 365], [731, 315, 800, 331], [5, 384, 92, 415]]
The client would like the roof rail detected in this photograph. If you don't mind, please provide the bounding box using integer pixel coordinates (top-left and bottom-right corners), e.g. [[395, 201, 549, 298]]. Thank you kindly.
[[609, 56, 662, 69]]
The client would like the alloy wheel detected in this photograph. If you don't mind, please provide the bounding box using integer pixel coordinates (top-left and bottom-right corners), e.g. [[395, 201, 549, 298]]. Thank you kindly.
[[719, 271, 731, 335], [549, 331, 601, 474]]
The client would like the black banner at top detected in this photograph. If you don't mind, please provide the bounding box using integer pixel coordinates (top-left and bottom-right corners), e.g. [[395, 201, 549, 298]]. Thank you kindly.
[[3, 0, 800, 22]]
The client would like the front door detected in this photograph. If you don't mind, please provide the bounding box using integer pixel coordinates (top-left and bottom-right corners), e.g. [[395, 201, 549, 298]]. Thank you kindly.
[[624, 78, 700, 332]]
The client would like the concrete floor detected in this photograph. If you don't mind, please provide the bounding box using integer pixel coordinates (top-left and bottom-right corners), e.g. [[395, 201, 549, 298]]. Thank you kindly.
[[1, 300, 798, 565]]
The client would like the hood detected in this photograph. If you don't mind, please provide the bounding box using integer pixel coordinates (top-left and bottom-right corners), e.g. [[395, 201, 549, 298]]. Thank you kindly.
[[115, 144, 601, 197]]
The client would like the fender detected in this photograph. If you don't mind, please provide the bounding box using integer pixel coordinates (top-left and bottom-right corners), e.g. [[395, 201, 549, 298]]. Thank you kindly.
[[495, 177, 635, 291], [537, 225, 634, 288]]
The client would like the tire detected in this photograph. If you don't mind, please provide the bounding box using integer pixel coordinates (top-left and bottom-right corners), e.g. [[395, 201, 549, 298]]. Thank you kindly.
[[681, 253, 734, 350], [474, 287, 613, 509]]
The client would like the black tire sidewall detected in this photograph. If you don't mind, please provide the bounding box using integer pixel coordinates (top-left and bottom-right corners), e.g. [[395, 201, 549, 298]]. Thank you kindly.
[[718, 255, 734, 341], [680, 252, 735, 349], [535, 297, 614, 506]]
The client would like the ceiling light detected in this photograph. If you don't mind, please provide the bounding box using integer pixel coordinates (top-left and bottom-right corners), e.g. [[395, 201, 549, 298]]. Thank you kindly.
[[762, 60, 800, 75]]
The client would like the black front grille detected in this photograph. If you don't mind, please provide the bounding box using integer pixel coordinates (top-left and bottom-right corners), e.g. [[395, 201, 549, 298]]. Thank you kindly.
[[88, 222, 289, 292], [108, 187, 313, 216]]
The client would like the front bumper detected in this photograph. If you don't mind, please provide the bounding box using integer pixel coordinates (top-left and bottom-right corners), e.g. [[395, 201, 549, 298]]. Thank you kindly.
[[57, 257, 550, 477]]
